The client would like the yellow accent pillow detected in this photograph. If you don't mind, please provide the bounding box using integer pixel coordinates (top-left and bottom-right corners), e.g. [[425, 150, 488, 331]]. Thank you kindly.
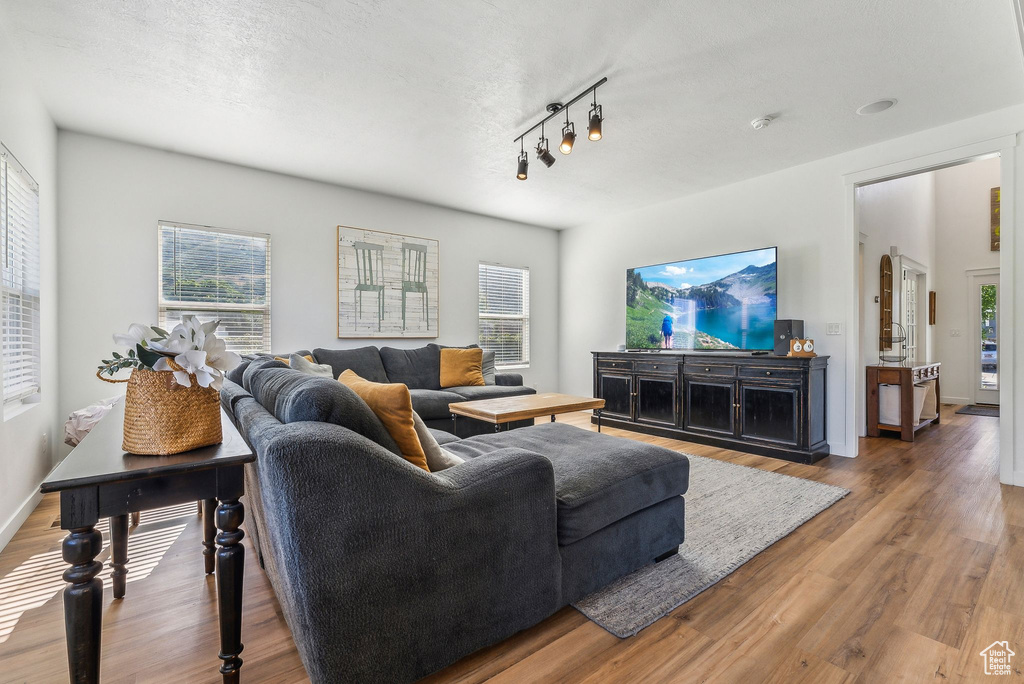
[[440, 348, 485, 388], [338, 370, 429, 472], [274, 354, 314, 365]]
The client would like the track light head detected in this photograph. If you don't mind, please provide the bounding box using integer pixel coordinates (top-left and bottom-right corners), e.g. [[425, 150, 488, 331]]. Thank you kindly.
[[560, 121, 576, 154], [516, 150, 528, 180], [536, 137, 556, 167], [588, 103, 603, 141]]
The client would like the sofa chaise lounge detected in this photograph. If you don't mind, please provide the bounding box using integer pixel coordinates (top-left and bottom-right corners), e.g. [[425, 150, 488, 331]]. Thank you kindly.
[[221, 352, 689, 683]]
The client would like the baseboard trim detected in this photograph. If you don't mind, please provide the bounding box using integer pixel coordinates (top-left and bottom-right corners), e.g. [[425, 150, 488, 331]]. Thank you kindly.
[[0, 489, 43, 552], [941, 396, 972, 406], [1012, 470, 1024, 487]]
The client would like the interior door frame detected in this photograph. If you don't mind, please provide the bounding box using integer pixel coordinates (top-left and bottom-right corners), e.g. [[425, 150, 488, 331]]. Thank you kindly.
[[843, 134, 1016, 487], [968, 267, 1000, 406]]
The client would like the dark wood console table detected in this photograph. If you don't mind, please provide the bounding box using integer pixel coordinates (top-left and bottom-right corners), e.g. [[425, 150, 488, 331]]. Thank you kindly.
[[866, 362, 941, 442], [592, 351, 829, 464], [40, 401, 254, 684]]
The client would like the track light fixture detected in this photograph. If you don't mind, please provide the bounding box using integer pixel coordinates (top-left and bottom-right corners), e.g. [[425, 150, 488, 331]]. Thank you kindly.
[[536, 124, 556, 168], [513, 77, 606, 180], [588, 89, 603, 141], [560, 114, 576, 155]]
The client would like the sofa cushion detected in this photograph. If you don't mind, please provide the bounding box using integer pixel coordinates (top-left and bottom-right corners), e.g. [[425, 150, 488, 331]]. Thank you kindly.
[[379, 345, 441, 389], [242, 356, 289, 392], [446, 384, 537, 401], [409, 388, 466, 420], [440, 347, 485, 388], [245, 365, 401, 455], [445, 423, 690, 545], [339, 370, 429, 471], [428, 427, 459, 446], [313, 346, 389, 383]]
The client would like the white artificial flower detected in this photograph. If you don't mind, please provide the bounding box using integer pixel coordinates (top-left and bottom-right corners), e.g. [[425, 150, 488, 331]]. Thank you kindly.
[[113, 323, 159, 349], [154, 349, 221, 389], [149, 316, 208, 355], [202, 333, 242, 373]]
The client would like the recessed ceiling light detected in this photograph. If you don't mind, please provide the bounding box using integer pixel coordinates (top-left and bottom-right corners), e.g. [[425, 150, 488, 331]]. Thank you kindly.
[[857, 99, 897, 115]]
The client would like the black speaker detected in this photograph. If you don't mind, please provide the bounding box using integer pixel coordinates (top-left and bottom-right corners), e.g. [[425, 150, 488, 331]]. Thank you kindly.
[[774, 319, 804, 356]]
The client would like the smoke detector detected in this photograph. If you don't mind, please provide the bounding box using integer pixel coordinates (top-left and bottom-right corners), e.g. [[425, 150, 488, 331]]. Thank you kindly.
[[750, 116, 773, 130]]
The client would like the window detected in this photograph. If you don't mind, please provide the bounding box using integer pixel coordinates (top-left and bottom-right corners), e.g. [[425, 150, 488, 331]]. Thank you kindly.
[[478, 263, 530, 367], [158, 222, 271, 354], [1, 144, 41, 411]]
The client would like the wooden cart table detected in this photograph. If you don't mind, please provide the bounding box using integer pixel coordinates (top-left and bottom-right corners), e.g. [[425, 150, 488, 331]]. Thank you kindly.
[[866, 362, 941, 442], [449, 392, 606, 433], [40, 401, 254, 684]]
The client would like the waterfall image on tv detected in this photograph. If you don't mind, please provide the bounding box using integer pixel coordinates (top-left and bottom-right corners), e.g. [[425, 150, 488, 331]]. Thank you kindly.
[[626, 247, 777, 350]]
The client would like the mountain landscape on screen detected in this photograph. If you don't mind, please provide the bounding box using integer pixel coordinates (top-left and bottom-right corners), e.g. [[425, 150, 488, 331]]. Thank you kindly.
[[626, 248, 777, 350]]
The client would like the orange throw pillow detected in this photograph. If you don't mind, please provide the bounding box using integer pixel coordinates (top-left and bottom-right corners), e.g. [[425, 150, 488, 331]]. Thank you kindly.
[[338, 370, 429, 472], [440, 348, 485, 388]]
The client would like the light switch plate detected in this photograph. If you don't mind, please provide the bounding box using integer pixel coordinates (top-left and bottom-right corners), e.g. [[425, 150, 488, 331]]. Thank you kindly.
[[826, 322, 843, 335]]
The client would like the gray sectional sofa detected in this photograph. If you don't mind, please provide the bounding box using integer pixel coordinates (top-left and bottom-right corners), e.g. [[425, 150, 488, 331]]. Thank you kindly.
[[287, 343, 536, 437], [221, 349, 690, 683]]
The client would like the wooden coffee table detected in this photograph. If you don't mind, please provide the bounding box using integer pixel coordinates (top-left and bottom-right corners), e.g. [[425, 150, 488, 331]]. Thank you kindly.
[[449, 392, 606, 433]]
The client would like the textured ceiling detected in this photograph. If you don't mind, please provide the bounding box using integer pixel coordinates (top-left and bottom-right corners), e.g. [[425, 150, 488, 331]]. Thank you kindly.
[[2, 0, 1022, 228]]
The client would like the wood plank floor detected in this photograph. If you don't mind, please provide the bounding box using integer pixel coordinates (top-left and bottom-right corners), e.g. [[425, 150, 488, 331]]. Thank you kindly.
[[0, 405, 1017, 683]]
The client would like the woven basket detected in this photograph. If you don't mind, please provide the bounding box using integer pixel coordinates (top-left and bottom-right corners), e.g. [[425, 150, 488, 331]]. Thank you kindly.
[[99, 364, 222, 455]]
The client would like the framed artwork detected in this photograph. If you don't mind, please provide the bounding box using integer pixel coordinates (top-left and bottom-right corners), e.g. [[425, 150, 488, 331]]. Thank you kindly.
[[337, 225, 439, 338], [991, 187, 1000, 252]]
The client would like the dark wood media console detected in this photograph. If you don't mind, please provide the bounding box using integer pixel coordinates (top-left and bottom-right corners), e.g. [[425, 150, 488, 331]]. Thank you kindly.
[[592, 351, 830, 464]]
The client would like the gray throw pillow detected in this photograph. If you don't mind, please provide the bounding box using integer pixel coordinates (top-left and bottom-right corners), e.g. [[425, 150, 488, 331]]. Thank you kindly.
[[412, 412, 464, 471], [481, 350, 496, 385], [289, 353, 335, 377]]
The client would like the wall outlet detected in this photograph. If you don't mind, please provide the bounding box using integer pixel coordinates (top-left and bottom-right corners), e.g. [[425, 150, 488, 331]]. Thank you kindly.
[[826, 322, 843, 335], [950, 328, 962, 337]]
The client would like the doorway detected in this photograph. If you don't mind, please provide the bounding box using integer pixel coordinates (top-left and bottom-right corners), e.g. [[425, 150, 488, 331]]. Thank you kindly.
[[847, 143, 1012, 483], [969, 269, 999, 405]]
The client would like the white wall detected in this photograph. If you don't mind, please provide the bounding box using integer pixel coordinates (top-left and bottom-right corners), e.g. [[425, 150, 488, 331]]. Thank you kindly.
[[0, 35, 59, 548], [933, 157, 1002, 403], [558, 103, 1024, 465], [57, 132, 559, 444]]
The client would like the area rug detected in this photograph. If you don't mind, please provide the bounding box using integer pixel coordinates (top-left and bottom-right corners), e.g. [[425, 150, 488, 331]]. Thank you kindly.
[[572, 454, 849, 637], [956, 404, 999, 417]]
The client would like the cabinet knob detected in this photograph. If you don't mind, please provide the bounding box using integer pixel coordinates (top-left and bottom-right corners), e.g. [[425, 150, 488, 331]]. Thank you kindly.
[[653, 365, 658, 369], [766, 371, 772, 376], [705, 367, 710, 372]]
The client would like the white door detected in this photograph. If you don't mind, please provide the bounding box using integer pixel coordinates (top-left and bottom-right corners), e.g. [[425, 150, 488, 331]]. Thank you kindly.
[[973, 273, 999, 405]]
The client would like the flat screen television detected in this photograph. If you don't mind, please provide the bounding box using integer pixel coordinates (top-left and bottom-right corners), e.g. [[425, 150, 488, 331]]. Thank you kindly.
[[626, 247, 777, 351]]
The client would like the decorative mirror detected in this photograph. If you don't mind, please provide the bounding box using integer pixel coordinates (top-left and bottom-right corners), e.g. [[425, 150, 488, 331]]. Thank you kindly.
[[879, 254, 893, 351]]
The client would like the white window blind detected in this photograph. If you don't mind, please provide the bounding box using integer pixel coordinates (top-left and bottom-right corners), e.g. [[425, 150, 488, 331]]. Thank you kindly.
[[478, 263, 530, 367], [1, 144, 42, 409], [158, 222, 271, 355]]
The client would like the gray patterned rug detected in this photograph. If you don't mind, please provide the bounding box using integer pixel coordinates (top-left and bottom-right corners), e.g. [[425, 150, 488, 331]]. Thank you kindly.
[[573, 454, 849, 637]]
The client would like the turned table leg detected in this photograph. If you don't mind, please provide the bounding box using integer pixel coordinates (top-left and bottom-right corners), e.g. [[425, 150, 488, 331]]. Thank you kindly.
[[110, 515, 129, 599], [203, 498, 217, 575], [62, 526, 104, 684], [216, 498, 245, 683]]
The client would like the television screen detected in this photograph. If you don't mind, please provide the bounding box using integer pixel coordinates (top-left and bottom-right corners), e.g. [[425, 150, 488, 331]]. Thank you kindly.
[[626, 247, 777, 350]]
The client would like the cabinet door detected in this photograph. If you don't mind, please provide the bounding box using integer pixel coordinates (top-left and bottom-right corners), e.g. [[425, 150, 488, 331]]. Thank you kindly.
[[684, 378, 735, 435], [636, 375, 678, 427], [739, 382, 800, 446], [599, 373, 634, 420]]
